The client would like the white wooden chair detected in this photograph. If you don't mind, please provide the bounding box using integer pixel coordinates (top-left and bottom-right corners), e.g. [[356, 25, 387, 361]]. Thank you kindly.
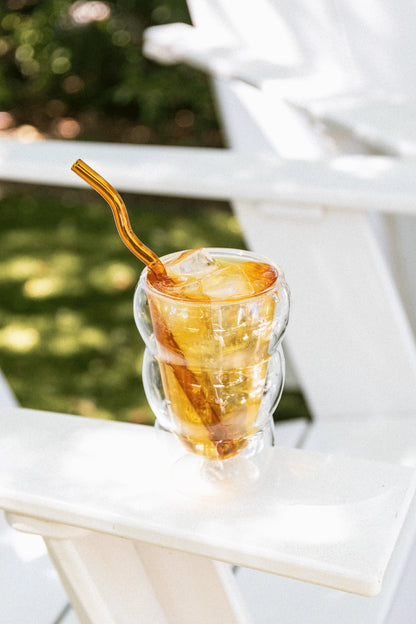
[[2, 1, 416, 622], [142, 2, 416, 622], [0, 372, 76, 623]]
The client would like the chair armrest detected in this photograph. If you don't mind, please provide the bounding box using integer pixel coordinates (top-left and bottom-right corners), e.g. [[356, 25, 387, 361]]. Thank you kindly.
[[2, 139, 416, 216], [1, 406, 416, 597]]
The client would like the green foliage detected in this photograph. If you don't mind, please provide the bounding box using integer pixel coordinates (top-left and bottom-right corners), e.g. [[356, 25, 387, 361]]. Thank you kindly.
[[0, 1, 310, 424], [0, 0, 220, 144], [0, 187, 247, 422]]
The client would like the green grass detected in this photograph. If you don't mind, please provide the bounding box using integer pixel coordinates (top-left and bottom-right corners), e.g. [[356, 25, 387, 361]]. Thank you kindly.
[[0, 184, 310, 424]]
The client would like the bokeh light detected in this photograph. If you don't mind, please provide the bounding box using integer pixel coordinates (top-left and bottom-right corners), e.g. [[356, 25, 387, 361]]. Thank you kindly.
[[69, 1, 111, 25]]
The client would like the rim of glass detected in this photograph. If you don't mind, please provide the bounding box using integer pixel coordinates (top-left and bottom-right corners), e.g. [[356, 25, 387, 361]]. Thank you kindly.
[[139, 247, 281, 304]]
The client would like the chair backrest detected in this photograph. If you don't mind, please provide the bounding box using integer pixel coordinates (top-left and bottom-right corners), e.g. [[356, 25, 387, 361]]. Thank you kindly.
[[333, 1, 416, 95], [314, 1, 416, 335], [188, 0, 416, 95], [186, 0, 416, 422]]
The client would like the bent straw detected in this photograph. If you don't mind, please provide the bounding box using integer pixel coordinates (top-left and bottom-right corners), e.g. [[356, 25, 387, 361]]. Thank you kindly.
[[71, 159, 169, 282], [71, 159, 238, 459]]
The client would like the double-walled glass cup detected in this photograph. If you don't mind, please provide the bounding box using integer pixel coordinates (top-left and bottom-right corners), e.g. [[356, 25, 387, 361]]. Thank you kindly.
[[134, 248, 290, 492]]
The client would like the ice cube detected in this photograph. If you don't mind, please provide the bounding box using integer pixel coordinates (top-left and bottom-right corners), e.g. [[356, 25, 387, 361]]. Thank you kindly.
[[167, 248, 219, 279], [241, 261, 277, 293], [175, 279, 204, 300], [201, 265, 255, 299]]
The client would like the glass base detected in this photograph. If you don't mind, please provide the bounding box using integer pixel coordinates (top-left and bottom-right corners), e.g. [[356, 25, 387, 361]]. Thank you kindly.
[[169, 421, 275, 499]]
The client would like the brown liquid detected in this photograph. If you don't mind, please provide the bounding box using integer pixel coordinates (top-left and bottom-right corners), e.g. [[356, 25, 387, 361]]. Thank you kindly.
[[147, 251, 278, 460]]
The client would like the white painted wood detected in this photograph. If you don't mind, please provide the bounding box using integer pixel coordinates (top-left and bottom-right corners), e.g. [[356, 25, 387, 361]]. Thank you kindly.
[[236, 416, 416, 624], [5, 521, 248, 624], [210, 54, 416, 423], [46, 533, 249, 624], [3, 139, 416, 216], [178, 7, 416, 424], [143, 23, 304, 88], [131, 543, 250, 624], [185, 0, 359, 98], [0, 370, 75, 623], [214, 69, 416, 624], [303, 417, 416, 467], [332, 1, 416, 97], [237, 509, 416, 624], [236, 567, 399, 624], [1, 407, 415, 598], [2, 3, 416, 621], [290, 92, 416, 338], [144, 8, 416, 347], [159, 2, 416, 621], [47, 533, 171, 624], [0, 510, 75, 624], [0, 369, 18, 407], [235, 203, 416, 421], [294, 93, 416, 158]]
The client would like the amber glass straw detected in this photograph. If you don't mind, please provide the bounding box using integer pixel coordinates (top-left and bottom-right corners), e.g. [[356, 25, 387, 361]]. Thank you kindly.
[[71, 159, 168, 281], [71, 158, 237, 458]]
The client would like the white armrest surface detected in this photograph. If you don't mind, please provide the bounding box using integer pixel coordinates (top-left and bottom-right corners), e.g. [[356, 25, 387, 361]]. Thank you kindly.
[[1, 407, 416, 597], [236, 415, 416, 624]]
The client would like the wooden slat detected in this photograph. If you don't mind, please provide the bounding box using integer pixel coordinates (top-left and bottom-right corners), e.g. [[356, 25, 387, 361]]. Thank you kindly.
[[1, 407, 415, 597], [2, 139, 416, 215]]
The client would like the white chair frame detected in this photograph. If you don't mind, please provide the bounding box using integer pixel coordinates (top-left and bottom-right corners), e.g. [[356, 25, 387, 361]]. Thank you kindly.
[[2, 2, 416, 622]]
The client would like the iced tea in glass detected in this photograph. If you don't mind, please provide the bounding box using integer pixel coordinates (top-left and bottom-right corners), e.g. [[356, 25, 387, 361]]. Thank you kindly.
[[134, 248, 289, 463]]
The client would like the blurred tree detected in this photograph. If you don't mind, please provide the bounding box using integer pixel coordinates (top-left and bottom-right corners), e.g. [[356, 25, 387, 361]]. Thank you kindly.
[[0, 0, 222, 145]]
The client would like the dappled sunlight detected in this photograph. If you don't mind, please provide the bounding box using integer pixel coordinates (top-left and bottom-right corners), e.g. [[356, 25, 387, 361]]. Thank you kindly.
[[48, 326, 108, 357], [0, 325, 40, 353], [1, 250, 85, 299], [79, 326, 108, 349], [0, 190, 249, 423], [151, 224, 195, 251], [55, 309, 84, 332], [48, 333, 82, 357], [0, 256, 47, 281], [88, 262, 137, 293], [0, 0, 243, 424], [21, 252, 84, 299], [23, 275, 65, 299], [59, 420, 180, 496], [50, 251, 83, 273], [0, 318, 110, 358]]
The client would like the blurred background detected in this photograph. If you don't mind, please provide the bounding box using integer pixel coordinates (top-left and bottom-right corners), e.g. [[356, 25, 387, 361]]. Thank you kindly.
[[0, 0, 309, 424]]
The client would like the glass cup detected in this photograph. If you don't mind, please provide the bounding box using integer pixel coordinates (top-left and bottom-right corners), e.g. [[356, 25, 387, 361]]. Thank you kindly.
[[134, 248, 290, 494]]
